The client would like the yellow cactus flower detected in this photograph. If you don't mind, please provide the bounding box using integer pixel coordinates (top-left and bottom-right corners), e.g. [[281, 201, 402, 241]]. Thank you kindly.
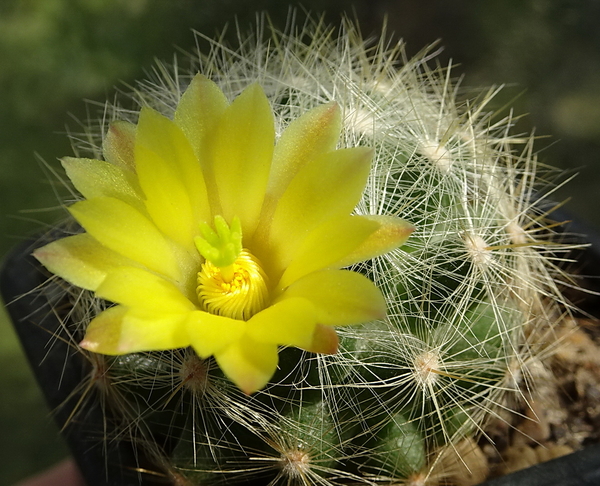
[[34, 75, 414, 394]]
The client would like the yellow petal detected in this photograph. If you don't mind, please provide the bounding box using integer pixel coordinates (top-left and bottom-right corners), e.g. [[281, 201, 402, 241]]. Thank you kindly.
[[175, 74, 229, 212], [80, 305, 127, 354], [247, 298, 316, 348], [333, 215, 415, 268], [302, 323, 339, 355], [62, 157, 144, 210], [135, 107, 211, 250], [82, 306, 191, 355], [186, 310, 246, 358], [102, 120, 136, 172], [174, 74, 228, 161], [212, 84, 274, 237], [68, 196, 182, 281], [281, 270, 386, 326], [278, 215, 380, 289], [95, 266, 195, 313], [263, 102, 341, 212], [33, 233, 134, 291], [267, 147, 373, 269], [135, 146, 196, 249], [214, 337, 279, 394], [117, 308, 190, 353]]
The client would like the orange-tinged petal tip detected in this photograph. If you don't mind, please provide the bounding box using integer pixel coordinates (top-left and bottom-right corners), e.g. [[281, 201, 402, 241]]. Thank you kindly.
[[375, 216, 415, 245], [79, 306, 126, 355], [103, 120, 137, 171], [335, 215, 415, 268], [79, 338, 99, 352], [304, 324, 339, 355]]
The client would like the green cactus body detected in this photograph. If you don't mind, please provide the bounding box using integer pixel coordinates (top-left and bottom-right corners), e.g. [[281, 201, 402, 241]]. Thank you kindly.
[[361, 412, 426, 479], [38, 14, 578, 486]]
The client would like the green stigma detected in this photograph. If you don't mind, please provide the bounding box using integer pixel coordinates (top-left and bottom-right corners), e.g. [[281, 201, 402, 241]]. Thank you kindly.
[[195, 216, 242, 281]]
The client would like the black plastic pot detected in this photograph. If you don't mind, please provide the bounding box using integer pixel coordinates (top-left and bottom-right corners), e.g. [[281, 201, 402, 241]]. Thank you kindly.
[[0, 237, 166, 486], [479, 442, 600, 486], [2, 224, 600, 486]]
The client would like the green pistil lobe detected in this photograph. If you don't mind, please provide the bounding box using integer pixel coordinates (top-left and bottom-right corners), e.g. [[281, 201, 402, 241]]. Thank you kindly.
[[195, 216, 242, 274]]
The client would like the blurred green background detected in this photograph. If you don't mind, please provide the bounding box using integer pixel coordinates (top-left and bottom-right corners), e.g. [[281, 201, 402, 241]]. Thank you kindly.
[[1, 0, 599, 483]]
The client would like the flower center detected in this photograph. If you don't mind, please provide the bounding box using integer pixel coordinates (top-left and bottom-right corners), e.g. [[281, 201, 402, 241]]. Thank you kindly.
[[194, 215, 269, 320], [197, 249, 269, 320]]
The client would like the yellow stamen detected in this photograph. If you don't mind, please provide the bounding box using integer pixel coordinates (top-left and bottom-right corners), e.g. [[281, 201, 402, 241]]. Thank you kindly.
[[197, 249, 269, 320], [219, 264, 235, 283]]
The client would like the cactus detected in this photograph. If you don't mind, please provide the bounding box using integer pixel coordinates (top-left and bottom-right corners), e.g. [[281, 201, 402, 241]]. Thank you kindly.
[[31, 14, 578, 486]]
